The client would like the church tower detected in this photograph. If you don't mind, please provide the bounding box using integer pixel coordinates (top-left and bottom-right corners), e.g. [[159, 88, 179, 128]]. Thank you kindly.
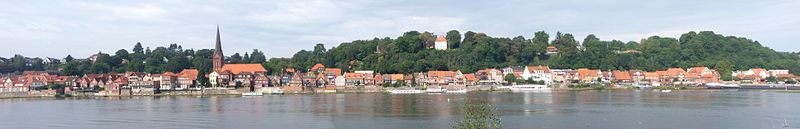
[[212, 25, 224, 72]]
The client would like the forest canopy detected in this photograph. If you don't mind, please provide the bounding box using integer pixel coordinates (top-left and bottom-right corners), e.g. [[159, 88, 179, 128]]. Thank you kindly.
[[2, 31, 798, 80]]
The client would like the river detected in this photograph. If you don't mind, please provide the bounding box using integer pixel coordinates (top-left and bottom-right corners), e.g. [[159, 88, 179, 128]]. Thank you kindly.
[[0, 89, 797, 129]]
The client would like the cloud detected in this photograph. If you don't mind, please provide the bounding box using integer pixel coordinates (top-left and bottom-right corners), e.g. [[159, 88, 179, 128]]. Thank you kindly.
[[1, 0, 799, 58], [78, 2, 169, 22]]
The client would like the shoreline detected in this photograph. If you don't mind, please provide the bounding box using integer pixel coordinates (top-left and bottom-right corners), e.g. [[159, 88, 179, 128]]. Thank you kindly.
[[3, 86, 798, 99]]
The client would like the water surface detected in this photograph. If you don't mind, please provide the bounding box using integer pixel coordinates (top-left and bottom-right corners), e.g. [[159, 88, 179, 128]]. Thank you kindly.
[[0, 89, 797, 129]]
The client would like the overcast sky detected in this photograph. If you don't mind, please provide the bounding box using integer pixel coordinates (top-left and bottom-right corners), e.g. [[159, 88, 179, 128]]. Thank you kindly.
[[1, 0, 798, 59]]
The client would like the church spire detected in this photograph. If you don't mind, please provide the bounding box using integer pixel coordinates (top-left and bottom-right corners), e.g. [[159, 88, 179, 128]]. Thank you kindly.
[[214, 25, 223, 56], [212, 25, 225, 72]]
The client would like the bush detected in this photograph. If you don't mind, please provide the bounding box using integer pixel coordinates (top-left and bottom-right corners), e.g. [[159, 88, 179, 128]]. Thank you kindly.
[[453, 100, 503, 129], [568, 84, 590, 88]]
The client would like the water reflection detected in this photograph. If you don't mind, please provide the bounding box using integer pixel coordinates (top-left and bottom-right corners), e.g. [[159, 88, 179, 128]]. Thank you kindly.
[[0, 90, 798, 129]]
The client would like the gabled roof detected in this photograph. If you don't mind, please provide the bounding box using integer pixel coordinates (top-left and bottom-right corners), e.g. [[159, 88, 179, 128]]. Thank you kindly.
[[427, 71, 456, 78], [323, 68, 342, 76], [644, 72, 659, 78], [612, 70, 632, 80], [751, 68, 767, 74], [577, 68, 600, 77], [344, 72, 365, 79], [219, 64, 267, 74], [526, 65, 551, 73], [464, 74, 477, 81], [179, 69, 200, 80], [435, 35, 447, 42], [162, 72, 178, 76], [311, 63, 326, 71], [666, 68, 686, 77], [687, 67, 708, 75]]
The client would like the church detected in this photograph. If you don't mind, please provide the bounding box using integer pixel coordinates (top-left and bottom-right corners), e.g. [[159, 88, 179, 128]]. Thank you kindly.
[[207, 26, 270, 89]]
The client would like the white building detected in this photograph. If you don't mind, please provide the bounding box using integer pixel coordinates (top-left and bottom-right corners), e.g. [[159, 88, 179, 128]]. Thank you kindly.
[[768, 70, 790, 77], [335, 76, 346, 86], [434, 35, 447, 50], [522, 66, 553, 84]]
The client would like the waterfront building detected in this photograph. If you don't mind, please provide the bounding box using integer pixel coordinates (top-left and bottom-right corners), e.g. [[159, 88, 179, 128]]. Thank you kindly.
[[476, 68, 504, 84], [686, 67, 720, 84], [522, 65, 553, 84], [611, 70, 633, 83], [551, 69, 576, 83], [427, 71, 456, 86], [577, 68, 602, 83]]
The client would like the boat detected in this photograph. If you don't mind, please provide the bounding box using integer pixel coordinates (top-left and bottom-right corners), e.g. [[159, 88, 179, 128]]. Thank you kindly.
[[426, 88, 447, 93], [496, 86, 512, 89], [242, 92, 263, 96], [270, 90, 285, 95], [706, 83, 740, 89], [389, 89, 424, 94], [509, 84, 551, 91], [446, 89, 467, 93], [660, 90, 672, 93], [633, 83, 653, 88]]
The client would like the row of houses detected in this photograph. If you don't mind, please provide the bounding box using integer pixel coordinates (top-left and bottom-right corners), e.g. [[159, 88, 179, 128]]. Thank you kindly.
[[0, 69, 202, 95], [2, 65, 797, 94], [272, 64, 797, 88]]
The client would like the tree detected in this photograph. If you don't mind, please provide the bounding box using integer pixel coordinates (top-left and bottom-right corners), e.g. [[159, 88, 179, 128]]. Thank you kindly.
[[420, 31, 436, 48], [504, 74, 518, 84], [229, 53, 242, 64], [249, 49, 267, 63], [64, 55, 74, 63], [133, 42, 144, 54], [446, 30, 462, 48], [462, 31, 477, 49], [717, 60, 734, 81]]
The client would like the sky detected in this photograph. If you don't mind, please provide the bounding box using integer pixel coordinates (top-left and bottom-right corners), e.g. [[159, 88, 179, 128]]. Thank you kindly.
[[1, 0, 798, 59]]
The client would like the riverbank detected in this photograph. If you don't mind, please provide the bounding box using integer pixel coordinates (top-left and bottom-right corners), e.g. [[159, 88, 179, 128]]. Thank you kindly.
[[3, 85, 799, 99]]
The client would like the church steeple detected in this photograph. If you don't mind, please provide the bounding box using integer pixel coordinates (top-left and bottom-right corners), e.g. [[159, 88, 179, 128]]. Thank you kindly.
[[212, 25, 224, 72]]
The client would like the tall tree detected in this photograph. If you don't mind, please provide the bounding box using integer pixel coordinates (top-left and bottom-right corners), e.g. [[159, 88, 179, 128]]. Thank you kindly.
[[446, 30, 461, 49]]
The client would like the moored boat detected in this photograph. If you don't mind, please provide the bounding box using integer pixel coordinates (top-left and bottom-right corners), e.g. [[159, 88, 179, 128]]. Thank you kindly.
[[509, 84, 551, 91], [389, 89, 424, 94], [242, 92, 263, 96], [706, 83, 740, 89], [426, 88, 447, 93]]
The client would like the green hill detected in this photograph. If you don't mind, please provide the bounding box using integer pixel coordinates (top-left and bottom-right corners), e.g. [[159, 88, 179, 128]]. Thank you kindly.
[[263, 30, 800, 80]]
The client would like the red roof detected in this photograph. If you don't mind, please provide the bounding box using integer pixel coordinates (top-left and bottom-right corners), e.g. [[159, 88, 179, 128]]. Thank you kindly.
[[344, 72, 365, 79], [526, 65, 551, 73], [435, 35, 447, 42], [311, 63, 326, 71], [324, 68, 342, 76], [577, 68, 600, 78], [179, 69, 199, 80], [219, 64, 267, 74], [464, 74, 477, 81], [666, 68, 686, 77], [612, 70, 632, 80]]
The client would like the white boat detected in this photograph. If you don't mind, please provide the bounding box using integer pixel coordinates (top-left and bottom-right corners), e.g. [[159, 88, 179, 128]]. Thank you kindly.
[[706, 83, 740, 89], [426, 88, 447, 93], [242, 92, 263, 96], [510, 84, 551, 91], [270, 90, 285, 94], [496, 86, 512, 89], [660, 90, 672, 93], [446, 89, 467, 93], [389, 89, 424, 94]]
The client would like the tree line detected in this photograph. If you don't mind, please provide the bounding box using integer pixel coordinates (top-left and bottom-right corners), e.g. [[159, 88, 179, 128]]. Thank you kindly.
[[2, 30, 799, 81]]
